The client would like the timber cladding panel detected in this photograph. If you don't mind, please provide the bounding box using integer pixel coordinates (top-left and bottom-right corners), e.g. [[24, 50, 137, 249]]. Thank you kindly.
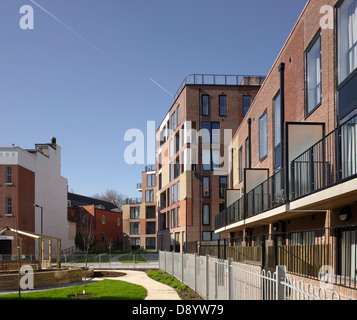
[[0, 268, 83, 291]]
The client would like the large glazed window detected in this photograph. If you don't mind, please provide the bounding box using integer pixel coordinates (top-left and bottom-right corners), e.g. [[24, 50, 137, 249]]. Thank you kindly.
[[338, 0, 357, 84]]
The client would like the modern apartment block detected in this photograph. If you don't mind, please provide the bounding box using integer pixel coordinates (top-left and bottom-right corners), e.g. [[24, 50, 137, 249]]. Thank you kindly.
[[214, 0, 357, 292], [0, 138, 73, 255], [122, 166, 157, 250], [156, 74, 265, 252]]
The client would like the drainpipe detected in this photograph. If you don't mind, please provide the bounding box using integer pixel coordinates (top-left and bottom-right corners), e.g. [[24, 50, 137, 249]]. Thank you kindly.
[[247, 118, 252, 169], [279, 62, 288, 199], [198, 88, 202, 242]]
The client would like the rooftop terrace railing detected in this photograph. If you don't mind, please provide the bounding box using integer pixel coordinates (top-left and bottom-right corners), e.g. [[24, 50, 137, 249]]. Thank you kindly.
[[174, 74, 266, 101]]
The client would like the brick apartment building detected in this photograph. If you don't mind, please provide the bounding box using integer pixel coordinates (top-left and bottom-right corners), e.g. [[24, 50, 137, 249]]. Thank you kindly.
[[214, 0, 357, 293], [122, 166, 157, 250], [156, 74, 265, 252], [67, 192, 123, 250], [0, 138, 73, 255]]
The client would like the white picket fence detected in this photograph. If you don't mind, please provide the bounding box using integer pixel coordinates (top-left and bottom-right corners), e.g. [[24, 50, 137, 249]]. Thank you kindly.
[[159, 251, 356, 300]]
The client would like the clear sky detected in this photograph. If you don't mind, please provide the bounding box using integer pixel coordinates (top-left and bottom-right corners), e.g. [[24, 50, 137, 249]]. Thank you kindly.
[[0, 0, 308, 199]]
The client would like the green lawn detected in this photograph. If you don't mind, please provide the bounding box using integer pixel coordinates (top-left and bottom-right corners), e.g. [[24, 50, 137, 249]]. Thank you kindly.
[[0, 279, 147, 300], [119, 253, 147, 263], [146, 270, 187, 291]]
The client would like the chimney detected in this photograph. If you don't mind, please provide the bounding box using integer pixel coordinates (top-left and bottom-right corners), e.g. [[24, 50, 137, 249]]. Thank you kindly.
[[51, 137, 57, 149]]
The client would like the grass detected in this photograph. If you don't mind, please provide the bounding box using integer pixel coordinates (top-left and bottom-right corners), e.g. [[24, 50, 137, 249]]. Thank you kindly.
[[146, 270, 187, 291], [119, 253, 147, 263], [0, 279, 147, 300]]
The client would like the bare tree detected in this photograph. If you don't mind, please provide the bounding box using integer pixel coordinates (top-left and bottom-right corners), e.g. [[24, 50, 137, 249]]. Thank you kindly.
[[92, 189, 127, 209], [77, 213, 96, 295], [106, 239, 114, 277]]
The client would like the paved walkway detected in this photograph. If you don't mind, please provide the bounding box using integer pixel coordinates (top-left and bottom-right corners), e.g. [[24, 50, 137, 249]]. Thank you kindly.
[[93, 270, 181, 300]]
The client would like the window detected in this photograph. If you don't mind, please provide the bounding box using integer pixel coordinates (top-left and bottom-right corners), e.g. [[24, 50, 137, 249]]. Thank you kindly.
[[245, 137, 250, 168], [202, 204, 210, 225], [238, 146, 243, 183], [130, 237, 140, 249], [171, 111, 176, 132], [171, 209, 176, 228], [117, 217, 121, 226], [171, 184, 176, 204], [202, 176, 210, 198], [160, 213, 166, 230], [219, 176, 227, 199], [102, 232, 106, 241], [146, 222, 156, 234], [219, 95, 227, 116], [130, 222, 140, 235], [102, 215, 106, 225], [169, 139, 174, 158], [145, 190, 154, 203], [177, 207, 180, 227], [147, 174, 155, 187], [201, 122, 221, 171], [6, 197, 12, 216], [160, 192, 166, 209], [146, 237, 156, 250], [259, 111, 268, 160], [130, 207, 140, 219], [202, 231, 220, 241], [202, 95, 210, 116], [273, 92, 282, 169], [243, 95, 252, 117], [177, 105, 180, 126], [306, 34, 322, 114], [202, 148, 211, 171], [146, 206, 156, 219], [6, 167, 12, 184], [338, 0, 357, 84], [175, 132, 180, 153], [170, 162, 174, 181], [212, 149, 221, 170]]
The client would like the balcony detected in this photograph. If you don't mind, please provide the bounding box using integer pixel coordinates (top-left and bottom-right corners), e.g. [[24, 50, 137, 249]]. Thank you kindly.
[[174, 74, 266, 102], [125, 197, 142, 205], [290, 113, 357, 210], [137, 183, 142, 191], [216, 114, 357, 233], [215, 170, 287, 232]]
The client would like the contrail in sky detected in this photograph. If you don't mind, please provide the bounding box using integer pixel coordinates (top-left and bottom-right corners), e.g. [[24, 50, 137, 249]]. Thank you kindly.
[[149, 78, 173, 97], [29, 0, 108, 58]]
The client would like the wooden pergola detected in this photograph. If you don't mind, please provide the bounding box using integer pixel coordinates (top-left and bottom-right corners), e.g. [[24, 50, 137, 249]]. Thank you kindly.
[[0, 226, 61, 270]]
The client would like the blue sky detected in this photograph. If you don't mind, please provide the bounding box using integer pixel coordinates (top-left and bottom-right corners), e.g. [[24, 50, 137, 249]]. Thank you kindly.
[[0, 0, 307, 199]]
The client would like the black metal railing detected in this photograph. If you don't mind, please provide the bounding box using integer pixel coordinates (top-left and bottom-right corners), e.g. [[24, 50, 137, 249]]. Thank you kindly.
[[215, 170, 285, 230], [246, 170, 285, 219], [125, 197, 142, 205], [174, 74, 265, 101], [291, 113, 357, 200]]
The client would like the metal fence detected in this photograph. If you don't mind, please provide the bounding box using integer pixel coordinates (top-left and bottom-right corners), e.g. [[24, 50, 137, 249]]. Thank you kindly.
[[61, 252, 159, 270], [159, 251, 356, 300]]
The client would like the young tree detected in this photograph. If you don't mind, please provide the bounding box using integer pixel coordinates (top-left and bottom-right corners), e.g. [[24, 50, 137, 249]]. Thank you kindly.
[[78, 213, 96, 295]]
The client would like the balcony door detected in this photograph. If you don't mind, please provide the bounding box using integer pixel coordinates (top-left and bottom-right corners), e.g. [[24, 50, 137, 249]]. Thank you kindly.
[[340, 116, 357, 179], [340, 227, 357, 281]]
